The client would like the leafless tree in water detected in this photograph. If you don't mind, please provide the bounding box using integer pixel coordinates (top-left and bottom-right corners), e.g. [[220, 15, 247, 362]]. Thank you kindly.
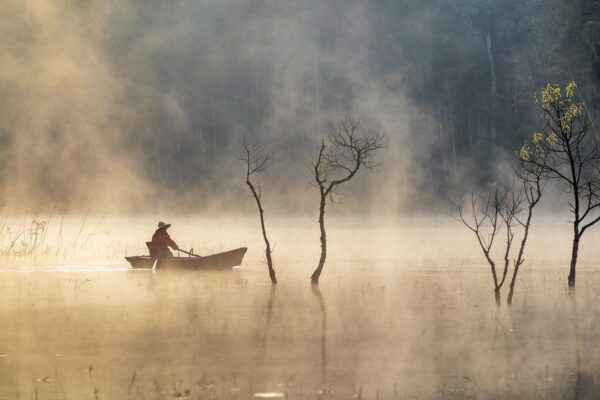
[[310, 116, 387, 285], [518, 82, 600, 287], [240, 137, 276, 284], [506, 161, 544, 305], [452, 189, 510, 306], [451, 178, 541, 307]]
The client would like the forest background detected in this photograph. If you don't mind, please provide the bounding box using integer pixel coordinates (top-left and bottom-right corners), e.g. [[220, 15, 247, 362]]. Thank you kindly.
[[1, 0, 599, 214]]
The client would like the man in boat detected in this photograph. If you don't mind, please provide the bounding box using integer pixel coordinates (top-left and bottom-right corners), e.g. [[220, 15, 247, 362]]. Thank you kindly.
[[149, 221, 179, 259]]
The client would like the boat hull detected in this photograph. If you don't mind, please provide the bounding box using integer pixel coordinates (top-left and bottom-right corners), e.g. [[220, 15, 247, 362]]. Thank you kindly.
[[125, 247, 247, 270]]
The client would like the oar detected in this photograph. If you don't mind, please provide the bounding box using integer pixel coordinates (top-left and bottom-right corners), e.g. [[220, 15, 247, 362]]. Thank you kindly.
[[177, 248, 202, 258]]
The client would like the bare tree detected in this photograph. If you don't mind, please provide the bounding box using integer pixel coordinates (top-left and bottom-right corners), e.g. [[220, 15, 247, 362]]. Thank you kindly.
[[498, 189, 521, 298], [240, 137, 276, 284], [310, 116, 387, 285], [518, 81, 600, 287], [507, 161, 544, 305], [452, 170, 543, 307], [452, 189, 510, 306]]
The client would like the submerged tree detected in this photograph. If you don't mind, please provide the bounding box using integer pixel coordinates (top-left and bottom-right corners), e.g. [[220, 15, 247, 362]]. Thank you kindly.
[[310, 117, 387, 285], [452, 176, 542, 306], [452, 188, 512, 306], [240, 137, 277, 284], [518, 82, 600, 287], [507, 160, 544, 305]]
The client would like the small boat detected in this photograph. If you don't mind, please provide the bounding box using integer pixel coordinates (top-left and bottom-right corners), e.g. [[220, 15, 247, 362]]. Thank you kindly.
[[126, 247, 247, 270]]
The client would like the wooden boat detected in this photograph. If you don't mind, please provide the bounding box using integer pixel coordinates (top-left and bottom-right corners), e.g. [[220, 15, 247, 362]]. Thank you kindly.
[[126, 247, 247, 270]]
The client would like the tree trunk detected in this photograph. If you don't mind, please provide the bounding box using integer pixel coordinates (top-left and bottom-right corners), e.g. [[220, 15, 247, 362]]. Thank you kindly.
[[507, 285, 515, 306], [476, 109, 481, 142], [508, 205, 535, 305], [568, 232, 580, 287], [211, 106, 217, 155], [310, 192, 327, 285], [220, 57, 227, 135], [436, 99, 448, 177], [246, 180, 277, 284], [447, 97, 457, 168], [259, 205, 277, 284], [512, 76, 518, 124], [313, 43, 320, 126], [486, 29, 497, 147], [494, 287, 501, 307], [467, 105, 473, 147]]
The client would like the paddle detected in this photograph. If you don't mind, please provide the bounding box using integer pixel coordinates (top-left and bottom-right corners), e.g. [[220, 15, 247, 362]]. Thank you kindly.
[[177, 248, 202, 258]]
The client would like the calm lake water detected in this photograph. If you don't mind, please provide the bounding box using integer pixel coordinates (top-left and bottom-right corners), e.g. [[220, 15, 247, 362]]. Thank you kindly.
[[2, 217, 600, 399]]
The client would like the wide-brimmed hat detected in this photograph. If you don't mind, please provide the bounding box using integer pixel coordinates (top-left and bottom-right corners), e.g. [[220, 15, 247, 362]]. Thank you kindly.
[[157, 221, 171, 230]]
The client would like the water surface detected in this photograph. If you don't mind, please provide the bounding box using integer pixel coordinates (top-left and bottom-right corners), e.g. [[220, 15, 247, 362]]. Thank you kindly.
[[2, 219, 600, 399]]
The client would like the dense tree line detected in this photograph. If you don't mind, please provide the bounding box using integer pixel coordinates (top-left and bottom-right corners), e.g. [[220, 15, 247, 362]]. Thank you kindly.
[[0, 1, 599, 210], [130, 0, 600, 206], [371, 0, 600, 198]]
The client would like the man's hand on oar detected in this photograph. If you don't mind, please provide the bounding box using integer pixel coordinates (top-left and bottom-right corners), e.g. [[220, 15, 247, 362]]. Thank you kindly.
[[178, 248, 202, 257]]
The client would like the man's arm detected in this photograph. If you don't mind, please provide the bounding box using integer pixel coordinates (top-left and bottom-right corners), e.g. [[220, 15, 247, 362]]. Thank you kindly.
[[167, 236, 178, 250]]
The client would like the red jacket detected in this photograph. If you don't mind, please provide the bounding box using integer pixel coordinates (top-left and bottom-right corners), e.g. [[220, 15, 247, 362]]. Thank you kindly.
[[150, 229, 178, 255]]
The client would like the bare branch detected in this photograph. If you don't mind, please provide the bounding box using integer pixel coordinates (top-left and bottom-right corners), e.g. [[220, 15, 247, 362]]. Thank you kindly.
[[310, 116, 387, 284], [239, 136, 277, 284]]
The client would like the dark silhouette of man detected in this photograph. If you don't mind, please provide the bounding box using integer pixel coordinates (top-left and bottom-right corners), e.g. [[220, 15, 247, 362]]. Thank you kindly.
[[149, 221, 179, 259]]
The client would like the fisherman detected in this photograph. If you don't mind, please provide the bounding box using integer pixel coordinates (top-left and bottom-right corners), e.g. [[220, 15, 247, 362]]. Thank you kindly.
[[149, 221, 179, 259]]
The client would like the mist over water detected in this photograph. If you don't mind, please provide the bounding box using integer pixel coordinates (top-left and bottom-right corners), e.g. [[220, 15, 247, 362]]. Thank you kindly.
[[0, 213, 596, 268], [2, 0, 600, 398], [1, 217, 600, 398]]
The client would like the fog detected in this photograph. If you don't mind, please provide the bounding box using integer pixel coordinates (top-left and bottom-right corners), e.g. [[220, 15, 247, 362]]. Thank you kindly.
[[0, 0, 418, 213], [1, 212, 600, 398], [5, 1, 592, 213], [2, 218, 600, 398], [3, 1, 600, 398]]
